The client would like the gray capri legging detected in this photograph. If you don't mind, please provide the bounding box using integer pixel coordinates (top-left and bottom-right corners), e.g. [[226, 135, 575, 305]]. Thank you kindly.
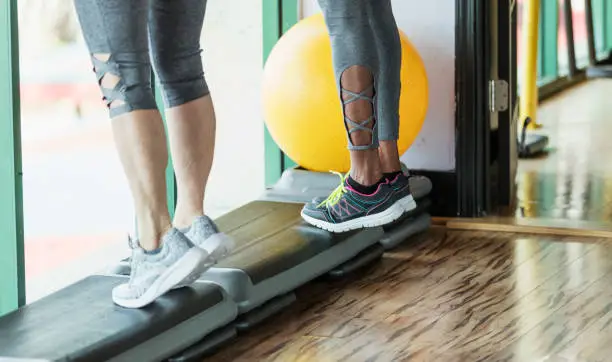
[[74, 0, 401, 150], [74, 0, 208, 118], [318, 0, 402, 150]]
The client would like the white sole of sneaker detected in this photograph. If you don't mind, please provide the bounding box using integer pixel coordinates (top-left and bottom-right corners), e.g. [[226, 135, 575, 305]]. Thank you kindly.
[[301, 195, 416, 233], [175, 233, 235, 288], [399, 194, 417, 213], [201, 232, 235, 262], [113, 247, 210, 309]]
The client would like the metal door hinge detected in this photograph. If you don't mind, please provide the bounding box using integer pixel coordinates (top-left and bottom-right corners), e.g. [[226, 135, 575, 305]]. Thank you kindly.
[[489, 79, 509, 113]]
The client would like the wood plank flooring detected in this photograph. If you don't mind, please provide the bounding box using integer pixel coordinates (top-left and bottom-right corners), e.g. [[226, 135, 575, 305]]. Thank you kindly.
[[200, 75, 612, 362], [516, 79, 612, 225], [436, 80, 612, 236], [439, 216, 612, 238], [203, 228, 612, 361]]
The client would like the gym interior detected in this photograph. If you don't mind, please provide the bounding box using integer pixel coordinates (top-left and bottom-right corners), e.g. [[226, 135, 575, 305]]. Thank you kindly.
[[2, 0, 612, 360]]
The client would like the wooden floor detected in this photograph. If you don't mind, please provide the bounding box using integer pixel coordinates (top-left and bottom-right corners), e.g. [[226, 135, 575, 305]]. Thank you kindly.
[[436, 79, 612, 236], [516, 79, 612, 224], [205, 227, 612, 361], [201, 81, 612, 361]]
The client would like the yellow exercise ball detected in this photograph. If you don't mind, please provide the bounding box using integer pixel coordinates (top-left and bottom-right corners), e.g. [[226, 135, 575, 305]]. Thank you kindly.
[[262, 13, 428, 173]]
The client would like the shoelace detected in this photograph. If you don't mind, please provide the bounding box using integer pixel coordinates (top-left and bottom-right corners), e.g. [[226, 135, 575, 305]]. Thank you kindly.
[[317, 171, 348, 208]]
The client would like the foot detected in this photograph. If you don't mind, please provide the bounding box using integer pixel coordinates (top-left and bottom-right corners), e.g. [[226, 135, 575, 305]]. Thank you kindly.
[[174, 216, 235, 287], [184, 215, 235, 263], [310, 172, 417, 215], [112, 228, 211, 309], [300, 172, 407, 233], [387, 172, 417, 213]]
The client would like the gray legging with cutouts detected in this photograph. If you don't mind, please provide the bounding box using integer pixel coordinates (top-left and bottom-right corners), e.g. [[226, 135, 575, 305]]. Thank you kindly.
[[74, 0, 401, 151], [318, 0, 402, 150], [74, 0, 208, 118]]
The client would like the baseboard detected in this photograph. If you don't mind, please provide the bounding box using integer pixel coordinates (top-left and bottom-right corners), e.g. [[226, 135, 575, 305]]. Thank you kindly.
[[437, 216, 612, 239], [538, 72, 587, 101], [409, 169, 457, 217]]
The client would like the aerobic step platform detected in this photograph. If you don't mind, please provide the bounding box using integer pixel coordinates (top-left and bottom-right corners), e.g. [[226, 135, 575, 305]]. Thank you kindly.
[[0, 276, 237, 362]]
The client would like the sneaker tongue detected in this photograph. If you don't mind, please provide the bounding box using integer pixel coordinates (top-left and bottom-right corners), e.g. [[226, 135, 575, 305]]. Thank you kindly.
[[127, 235, 141, 250]]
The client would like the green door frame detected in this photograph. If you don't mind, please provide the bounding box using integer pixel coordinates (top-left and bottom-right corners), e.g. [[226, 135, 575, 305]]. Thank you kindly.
[[606, 0, 612, 49], [592, 0, 605, 55], [538, 0, 559, 80], [262, 0, 299, 187], [0, 0, 25, 317]]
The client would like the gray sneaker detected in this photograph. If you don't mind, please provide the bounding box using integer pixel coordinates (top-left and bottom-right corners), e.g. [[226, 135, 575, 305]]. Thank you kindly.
[[184, 216, 234, 263], [112, 228, 211, 309], [174, 216, 235, 288]]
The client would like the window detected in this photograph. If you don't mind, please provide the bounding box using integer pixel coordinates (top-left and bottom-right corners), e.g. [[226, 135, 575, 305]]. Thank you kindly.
[[571, 0, 589, 68], [17, 0, 266, 301], [18, 1, 133, 301], [199, 0, 265, 217], [558, 0, 570, 75]]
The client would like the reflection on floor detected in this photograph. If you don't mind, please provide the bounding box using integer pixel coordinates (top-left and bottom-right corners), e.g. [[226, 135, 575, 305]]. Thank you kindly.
[[516, 79, 612, 224], [206, 228, 612, 361]]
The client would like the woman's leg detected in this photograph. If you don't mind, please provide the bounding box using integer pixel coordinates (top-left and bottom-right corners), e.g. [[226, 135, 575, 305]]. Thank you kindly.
[[318, 0, 382, 188], [149, 0, 233, 261], [74, 0, 209, 308], [74, 0, 168, 251], [301, 0, 409, 233], [367, 0, 403, 176], [365, 1, 415, 210]]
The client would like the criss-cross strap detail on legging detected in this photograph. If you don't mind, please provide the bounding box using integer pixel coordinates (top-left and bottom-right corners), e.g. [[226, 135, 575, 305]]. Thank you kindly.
[[341, 85, 376, 150], [91, 54, 130, 115]]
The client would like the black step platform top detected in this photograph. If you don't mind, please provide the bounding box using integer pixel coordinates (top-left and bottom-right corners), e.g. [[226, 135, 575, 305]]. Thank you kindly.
[[213, 201, 379, 284], [0, 275, 224, 362]]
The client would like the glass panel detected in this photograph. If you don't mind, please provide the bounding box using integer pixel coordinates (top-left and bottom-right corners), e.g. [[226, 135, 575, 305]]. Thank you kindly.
[[558, 0, 570, 76], [517, 0, 524, 84], [592, 0, 606, 59], [199, 0, 264, 218], [516, 0, 559, 87], [607, 0, 612, 50], [571, 0, 589, 68], [18, 1, 265, 301], [18, 2, 133, 302]]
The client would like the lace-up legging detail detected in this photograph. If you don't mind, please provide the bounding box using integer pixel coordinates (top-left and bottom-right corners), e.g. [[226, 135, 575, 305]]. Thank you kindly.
[[318, 0, 401, 150], [74, 0, 208, 118]]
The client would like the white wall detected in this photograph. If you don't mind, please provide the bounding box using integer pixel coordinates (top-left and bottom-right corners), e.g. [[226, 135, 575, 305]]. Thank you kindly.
[[202, 0, 264, 216], [300, 0, 456, 171]]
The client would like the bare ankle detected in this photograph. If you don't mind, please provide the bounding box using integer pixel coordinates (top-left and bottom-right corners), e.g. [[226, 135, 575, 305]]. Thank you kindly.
[[137, 215, 172, 251], [350, 172, 382, 186], [350, 149, 383, 186], [173, 206, 203, 230], [379, 140, 402, 173]]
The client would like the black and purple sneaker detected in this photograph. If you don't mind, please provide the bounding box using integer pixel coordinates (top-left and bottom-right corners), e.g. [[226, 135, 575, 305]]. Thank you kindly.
[[300, 172, 416, 233], [387, 172, 417, 213]]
